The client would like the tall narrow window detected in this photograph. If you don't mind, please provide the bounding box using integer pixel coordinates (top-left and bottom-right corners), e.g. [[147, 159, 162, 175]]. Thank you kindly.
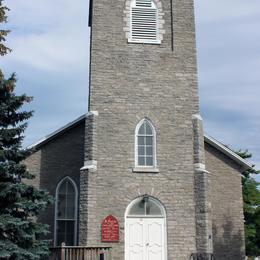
[[130, 0, 159, 43], [55, 177, 78, 246], [136, 119, 156, 167]]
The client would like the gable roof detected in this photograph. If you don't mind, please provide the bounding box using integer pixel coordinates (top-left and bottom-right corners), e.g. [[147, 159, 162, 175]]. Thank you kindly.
[[28, 114, 252, 171], [204, 134, 251, 171], [27, 114, 86, 149]]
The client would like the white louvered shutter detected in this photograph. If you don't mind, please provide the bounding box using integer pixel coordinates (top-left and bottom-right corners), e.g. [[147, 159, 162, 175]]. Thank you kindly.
[[130, 0, 158, 43], [136, 0, 152, 7]]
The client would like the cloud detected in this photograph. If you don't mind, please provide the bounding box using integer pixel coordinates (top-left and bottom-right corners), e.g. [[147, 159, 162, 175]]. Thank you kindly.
[[195, 0, 260, 173], [195, 0, 260, 24], [1, 0, 260, 182], [0, 0, 90, 147], [2, 0, 90, 72]]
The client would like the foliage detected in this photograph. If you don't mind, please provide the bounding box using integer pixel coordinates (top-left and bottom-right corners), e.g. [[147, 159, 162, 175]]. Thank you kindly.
[[0, 73, 53, 259], [0, 0, 11, 56], [0, 2, 53, 259], [236, 150, 260, 257]]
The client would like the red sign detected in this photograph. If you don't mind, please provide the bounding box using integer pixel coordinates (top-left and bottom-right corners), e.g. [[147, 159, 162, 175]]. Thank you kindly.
[[101, 215, 119, 242]]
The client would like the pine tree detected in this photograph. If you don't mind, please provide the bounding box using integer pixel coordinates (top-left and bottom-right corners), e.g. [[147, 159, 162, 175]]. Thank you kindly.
[[0, 74, 53, 259], [0, 0, 11, 56], [0, 1, 53, 259], [236, 150, 260, 257]]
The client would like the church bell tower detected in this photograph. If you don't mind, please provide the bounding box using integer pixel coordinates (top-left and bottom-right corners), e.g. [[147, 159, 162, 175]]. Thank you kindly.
[[79, 0, 213, 259]]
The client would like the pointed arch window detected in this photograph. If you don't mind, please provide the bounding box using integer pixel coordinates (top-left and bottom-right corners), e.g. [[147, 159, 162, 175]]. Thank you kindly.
[[135, 119, 156, 167], [54, 177, 78, 246]]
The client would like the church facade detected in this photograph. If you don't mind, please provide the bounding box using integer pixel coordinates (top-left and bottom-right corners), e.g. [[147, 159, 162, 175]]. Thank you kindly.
[[25, 0, 251, 260]]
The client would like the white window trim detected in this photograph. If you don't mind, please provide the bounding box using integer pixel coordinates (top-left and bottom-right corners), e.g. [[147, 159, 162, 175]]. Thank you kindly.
[[135, 118, 157, 169], [124, 0, 165, 44], [54, 176, 78, 246], [129, 0, 160, 44]]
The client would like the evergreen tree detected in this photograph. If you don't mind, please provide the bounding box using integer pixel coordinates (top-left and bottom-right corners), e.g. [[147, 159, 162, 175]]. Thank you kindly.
[[0, 1, 53, 259], [0, 0, 11, 56], [236, 150, 260, 257], [0, 74, 53, 259]]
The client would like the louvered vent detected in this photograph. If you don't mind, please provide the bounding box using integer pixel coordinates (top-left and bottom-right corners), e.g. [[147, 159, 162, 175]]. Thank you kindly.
[[136, 0, 152, 7], [131, 6, 157, 42]]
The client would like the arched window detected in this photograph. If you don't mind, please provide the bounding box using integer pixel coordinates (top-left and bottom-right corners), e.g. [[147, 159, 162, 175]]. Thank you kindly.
[[135, 119, 156, 167], [54, 177, 78, 246], [130, 0, 159, 43], [126, 196, 165, 217]]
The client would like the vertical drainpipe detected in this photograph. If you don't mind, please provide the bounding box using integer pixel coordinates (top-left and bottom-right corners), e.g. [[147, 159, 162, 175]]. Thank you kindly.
[[170, 0, 174, 51]]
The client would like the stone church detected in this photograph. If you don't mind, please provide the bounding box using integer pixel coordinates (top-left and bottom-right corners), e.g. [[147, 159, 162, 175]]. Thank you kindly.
[[25, 0, 251, 259]]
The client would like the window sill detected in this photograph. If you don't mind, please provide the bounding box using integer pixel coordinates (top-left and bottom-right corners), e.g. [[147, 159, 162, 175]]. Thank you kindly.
[[128, 39, 161, 45], [132, 167, 159, 174]]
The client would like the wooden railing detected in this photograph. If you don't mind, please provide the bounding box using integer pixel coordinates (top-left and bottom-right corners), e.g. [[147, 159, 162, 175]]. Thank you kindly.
[[50, 244, 112, 260]]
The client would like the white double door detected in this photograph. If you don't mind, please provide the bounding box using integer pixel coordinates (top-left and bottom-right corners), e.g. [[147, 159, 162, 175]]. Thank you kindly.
[[125, 218, 166, 260]]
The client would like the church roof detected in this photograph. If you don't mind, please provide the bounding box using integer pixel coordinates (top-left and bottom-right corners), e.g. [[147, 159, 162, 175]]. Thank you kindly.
[[28, 114, 252, 171], [27, 114, 87, 149], [204, 134, 252, 171]]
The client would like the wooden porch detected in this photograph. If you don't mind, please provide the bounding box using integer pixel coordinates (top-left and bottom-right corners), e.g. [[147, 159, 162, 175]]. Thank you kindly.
[[50, 245, 112, 260]]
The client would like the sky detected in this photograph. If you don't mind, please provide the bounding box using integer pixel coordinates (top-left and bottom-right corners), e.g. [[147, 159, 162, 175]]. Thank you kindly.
[[1, 0, 260, 182]]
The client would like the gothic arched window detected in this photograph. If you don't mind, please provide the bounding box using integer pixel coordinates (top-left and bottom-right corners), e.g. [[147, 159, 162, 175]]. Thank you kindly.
[[54, 177, 78, 246], [135, 119, 156, 167]]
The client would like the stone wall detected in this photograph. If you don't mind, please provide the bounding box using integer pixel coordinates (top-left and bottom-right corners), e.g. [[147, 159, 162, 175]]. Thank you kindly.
[[193, 115, 213, 258], [205, 143, 245, 260], [25, 122, 85, 244], [84, 0, 200, 259]]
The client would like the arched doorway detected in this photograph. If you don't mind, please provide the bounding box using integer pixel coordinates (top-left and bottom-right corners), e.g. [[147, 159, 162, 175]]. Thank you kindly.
[[125, 195, 167, 260]]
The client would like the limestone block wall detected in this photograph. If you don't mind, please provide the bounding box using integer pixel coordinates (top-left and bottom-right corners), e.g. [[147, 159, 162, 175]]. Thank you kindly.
[[24, 150, 41, 189], [205, 143, 245, 260], [81, 113, 199, 260], [25, 122, 85, 244], [192, 115, 213, 257], [85, 0, 201, 259]]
